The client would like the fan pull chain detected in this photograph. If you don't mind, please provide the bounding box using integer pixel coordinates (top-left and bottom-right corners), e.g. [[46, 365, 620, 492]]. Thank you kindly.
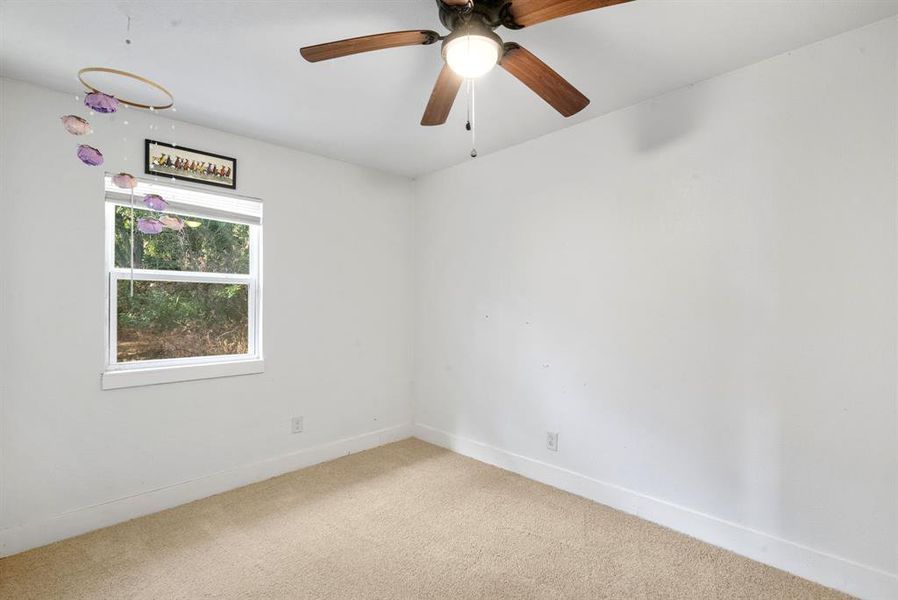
[[465, 79, 477, 158], [465, 79, 471, 132]]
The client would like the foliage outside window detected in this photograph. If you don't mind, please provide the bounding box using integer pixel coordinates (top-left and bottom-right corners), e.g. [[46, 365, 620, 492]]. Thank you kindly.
[[105, 178, 261, 370]]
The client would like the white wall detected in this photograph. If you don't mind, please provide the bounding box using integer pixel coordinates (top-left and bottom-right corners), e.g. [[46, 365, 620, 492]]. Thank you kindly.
[[2, 15, 896, 600], [0, 78, 415, 553], [413, 16, 897, 600]]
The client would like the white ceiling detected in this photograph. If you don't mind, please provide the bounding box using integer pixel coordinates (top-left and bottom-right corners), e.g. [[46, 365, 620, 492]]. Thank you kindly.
[[2, 0, 896, 177]]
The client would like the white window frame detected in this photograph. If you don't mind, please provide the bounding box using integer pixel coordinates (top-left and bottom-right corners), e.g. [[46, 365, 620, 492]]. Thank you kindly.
[[102, 177, 263, 390]]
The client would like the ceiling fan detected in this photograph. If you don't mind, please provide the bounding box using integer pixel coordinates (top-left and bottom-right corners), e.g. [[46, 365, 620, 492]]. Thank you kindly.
[[300, 0, 633, 126]]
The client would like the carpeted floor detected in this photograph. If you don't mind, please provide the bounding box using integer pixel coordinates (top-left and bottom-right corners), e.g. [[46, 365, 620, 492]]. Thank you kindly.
[[0, 438, 849, 599]]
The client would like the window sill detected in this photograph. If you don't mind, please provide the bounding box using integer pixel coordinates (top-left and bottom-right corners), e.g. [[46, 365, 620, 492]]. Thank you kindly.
[[102, 358, 264, 390]]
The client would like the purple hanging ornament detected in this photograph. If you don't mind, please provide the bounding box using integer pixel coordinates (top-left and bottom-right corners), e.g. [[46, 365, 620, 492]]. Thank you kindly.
[[84, 91, 118, 113], [137, 218, 164, 235], [159, 215, 185, 231], [143, 194, 168, 211], [60, 115, 91, 135], [76, 144, 104, 166]]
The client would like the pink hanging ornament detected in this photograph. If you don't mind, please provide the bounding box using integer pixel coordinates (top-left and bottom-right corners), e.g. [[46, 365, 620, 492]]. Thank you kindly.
[[112, 173, 137, 189], [60, 115, 91, 135], [159, 215, 185, 231]]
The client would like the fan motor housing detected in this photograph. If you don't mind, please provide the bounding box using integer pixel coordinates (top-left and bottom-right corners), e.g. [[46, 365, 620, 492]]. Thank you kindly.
[[438, 0, 519, 32]]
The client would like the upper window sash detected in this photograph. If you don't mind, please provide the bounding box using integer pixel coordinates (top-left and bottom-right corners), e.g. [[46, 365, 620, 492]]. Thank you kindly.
[[103, 175, 262, 226]]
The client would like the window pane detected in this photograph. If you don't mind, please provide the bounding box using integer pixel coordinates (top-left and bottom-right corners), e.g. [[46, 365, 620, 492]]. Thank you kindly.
[[114, 206, 249, 273], [117, 280, 249, 362]]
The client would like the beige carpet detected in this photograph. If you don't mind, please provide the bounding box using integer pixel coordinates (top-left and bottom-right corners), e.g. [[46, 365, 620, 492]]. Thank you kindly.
[[0, 439, 849, 600]]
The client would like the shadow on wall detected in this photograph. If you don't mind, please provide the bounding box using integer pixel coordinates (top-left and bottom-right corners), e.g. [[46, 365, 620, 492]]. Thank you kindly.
[[546, 19, 708, 153], [631, 87, 707, 153]]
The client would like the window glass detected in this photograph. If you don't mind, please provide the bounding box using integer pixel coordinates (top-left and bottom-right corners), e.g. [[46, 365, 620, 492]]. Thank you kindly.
[[105, 176, 261, 373], [116, 280, 249, 362], [113, 206, 250, 274]]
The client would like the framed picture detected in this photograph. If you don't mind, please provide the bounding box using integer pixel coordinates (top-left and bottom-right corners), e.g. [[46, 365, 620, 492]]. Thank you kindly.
[[145, 139, 236, 189]]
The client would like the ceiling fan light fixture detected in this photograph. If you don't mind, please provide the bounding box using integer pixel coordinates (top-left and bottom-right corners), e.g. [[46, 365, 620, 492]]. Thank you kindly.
[[444, 33, 501, 79]]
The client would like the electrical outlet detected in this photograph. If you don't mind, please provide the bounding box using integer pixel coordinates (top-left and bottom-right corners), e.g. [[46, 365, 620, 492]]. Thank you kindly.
[[546, 431, 559, 452], [291, 416, 303, 434]]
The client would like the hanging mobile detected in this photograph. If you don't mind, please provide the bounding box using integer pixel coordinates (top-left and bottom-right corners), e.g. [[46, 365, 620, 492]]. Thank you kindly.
[[69, 14, 176, 295]]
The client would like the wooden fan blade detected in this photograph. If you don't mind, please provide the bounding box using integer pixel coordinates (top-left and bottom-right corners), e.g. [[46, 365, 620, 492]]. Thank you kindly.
[[421, 64, 463, 126], [506, 0, 633, 28], [300, 30, 439, 63], [500, 43, 589, 117]]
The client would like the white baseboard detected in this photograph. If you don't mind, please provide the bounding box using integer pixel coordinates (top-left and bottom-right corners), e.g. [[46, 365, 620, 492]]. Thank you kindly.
[[414, 423, 897, 600], [0, 423, 413, 558]]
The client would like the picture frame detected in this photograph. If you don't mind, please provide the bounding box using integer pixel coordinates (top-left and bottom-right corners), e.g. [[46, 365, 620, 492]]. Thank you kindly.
[[145, 139, 237, 189]]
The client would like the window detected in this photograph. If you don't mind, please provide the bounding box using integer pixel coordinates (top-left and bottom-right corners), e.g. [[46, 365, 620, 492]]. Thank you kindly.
[[102, 176, 262, 389]]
